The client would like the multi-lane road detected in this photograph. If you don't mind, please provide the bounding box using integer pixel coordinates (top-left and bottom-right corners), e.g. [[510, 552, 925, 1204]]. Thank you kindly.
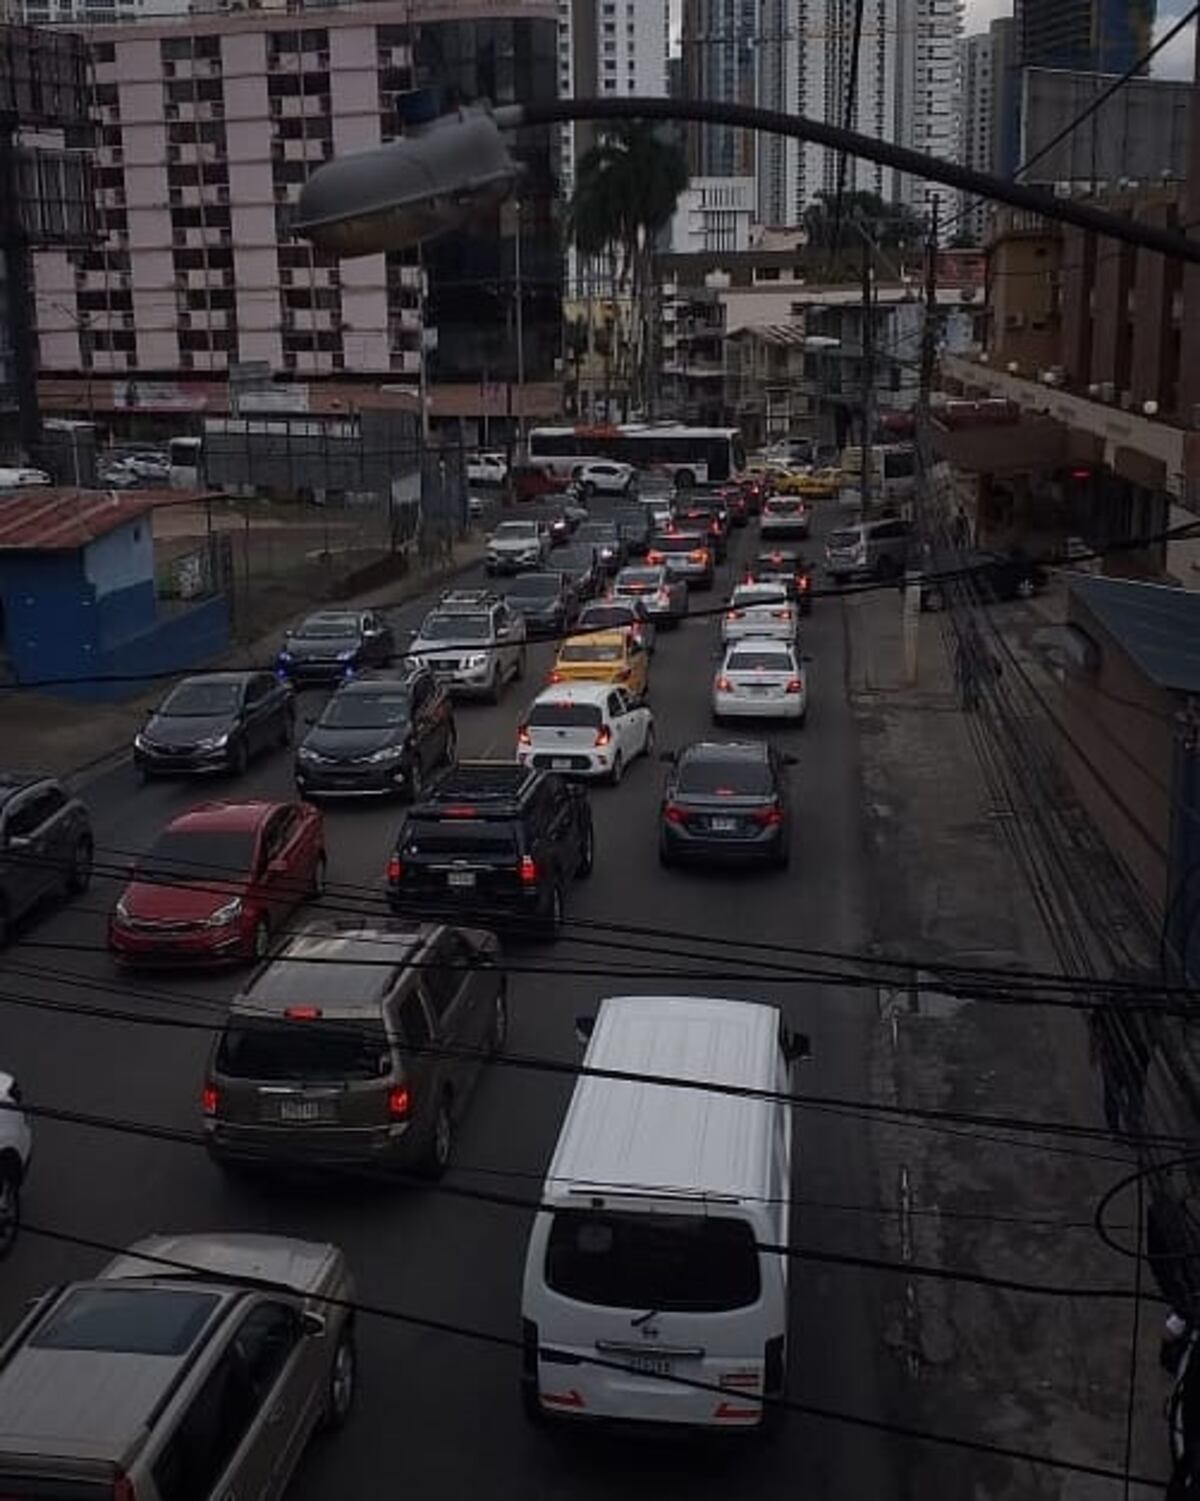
[[0, 505, 906, 1498]]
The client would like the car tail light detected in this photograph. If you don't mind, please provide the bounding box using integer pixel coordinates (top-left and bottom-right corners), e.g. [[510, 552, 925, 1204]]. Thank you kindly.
[[798, 574, 810, 591], [594, 725, 612, 747], [689, 549, 709, 564], [285, 1005, 322, 1020], [647, 549, 664, 563], [726, 609, 742, 621], [387, 1086, 410, 1121], [201, 1082, 218, 1117], [663, 802, 687, 825], [752, 804, 784, 827], [547, 669, 565, 684], [771, 609, 792, 620], [386, 854, 404, 883], [519, 854, 539, 885], [517, 724, 532, 748], [715, 676, 733, 692], [786, 678, 803, 694]]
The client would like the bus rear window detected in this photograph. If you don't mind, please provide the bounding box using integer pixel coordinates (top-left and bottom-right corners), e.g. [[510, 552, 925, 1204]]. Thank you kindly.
[[545, 1210, 760, 1312]]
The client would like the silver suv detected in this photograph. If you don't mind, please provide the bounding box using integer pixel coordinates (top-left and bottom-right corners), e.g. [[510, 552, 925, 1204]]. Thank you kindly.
[[0, 773, 93, 947], [0, 1232, 357, 1498], [825, 517, 912, 582], [407, 589, 526, 701], [485, 518, 549, 574]]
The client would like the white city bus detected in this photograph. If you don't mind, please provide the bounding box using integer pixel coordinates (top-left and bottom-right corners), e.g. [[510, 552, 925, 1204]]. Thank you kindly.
[[527, 425, 745, 488]]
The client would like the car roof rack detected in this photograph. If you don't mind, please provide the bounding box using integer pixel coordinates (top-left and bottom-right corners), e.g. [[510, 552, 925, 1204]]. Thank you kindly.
[[439, 587, 499, 607], [418, 760, 539, 810]]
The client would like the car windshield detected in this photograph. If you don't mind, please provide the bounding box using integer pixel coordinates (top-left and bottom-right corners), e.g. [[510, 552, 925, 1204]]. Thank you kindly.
[[141, 827, 258, 881], [295, 614, 360, 639], [158, 680, 242, 717], [507, 576, 561, 598], [733, 588, 788, 608], [528, 701, 604, 728], [580, 608, 633, 629], [560, 641, 622, 663], [30, 1287, 221, 1356], [728, 648, 795, 671], [216, 1019, 390, 1081], [677, 756, 774, 796], [654, 534, 704, 553], [419, 614, 492, 642], [545, 1210, 760, 1313], [495, 522, 537, 539], [769, 499, 801, 512], [319, 691, 411, 729]]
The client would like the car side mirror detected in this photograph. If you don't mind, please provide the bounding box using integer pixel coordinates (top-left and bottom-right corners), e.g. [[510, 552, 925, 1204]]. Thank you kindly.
[[301, 1311, 327, 1339], [781, 1028, 812, 1064], [575, 1015, 595, 1047], [6, 834, 30, 851]]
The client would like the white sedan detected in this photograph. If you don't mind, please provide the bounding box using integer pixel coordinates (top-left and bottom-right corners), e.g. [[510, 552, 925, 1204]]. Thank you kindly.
[[574, 460, 636, 496], [712, 637, 808, 723], [719, 582, 798, 645], [516, 682, 654, 784]]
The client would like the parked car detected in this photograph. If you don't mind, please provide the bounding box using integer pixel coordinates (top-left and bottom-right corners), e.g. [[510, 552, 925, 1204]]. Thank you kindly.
[[760, 494, 811, 540], [135, 671, 294, 780], [574, 460, 636, 496], [548, 628, 649, 702], [611, 563, 688, 625], [0, 1232, 358, 1494], [486, 518, 550, 574], [467, 451, 508, 485], [407, 589, 526, 700], [713, 637, 809, 724], [658, 740, 796, 869], [295, 665, 455, 800], [576, 597, 656, 654], [745, 548, 814, 615], [720, 582, 798, 645], [0, 773, 93, 947], [825, 517, 912, 582], [276, 609, 395, 684], [646, 530, 714, 590], [518, 683, 654, 784], [109, 799, 325, 965], [204, 921, 507, 1179], [0, 1069, 29, 1257], [386, 761, 593, 937], [501, 571, 579, 637], [575, 520, 627, 574], [912, 546, 1049, 610]]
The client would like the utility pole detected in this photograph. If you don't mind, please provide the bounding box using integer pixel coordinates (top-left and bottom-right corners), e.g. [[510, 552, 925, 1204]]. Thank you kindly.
[[859, 229, 874, 521], [514, 196, 526, 458], [904, 194, 941, 686]]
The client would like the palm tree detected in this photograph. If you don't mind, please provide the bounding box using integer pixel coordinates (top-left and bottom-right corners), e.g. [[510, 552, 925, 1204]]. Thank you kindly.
[[568, 122, 688, 418], [802, 190, 925, 266]]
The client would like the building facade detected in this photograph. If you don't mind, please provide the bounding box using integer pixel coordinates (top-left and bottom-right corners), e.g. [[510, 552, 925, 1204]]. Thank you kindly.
[[894, 0, 962, 225], [957, 30, 994, 243], [33, 0, 561, 417], [1015, 0, 1156, 74], [1018, 67, 1191, 186], [668, 175, 756, 253], [680, 0, 758, 181]]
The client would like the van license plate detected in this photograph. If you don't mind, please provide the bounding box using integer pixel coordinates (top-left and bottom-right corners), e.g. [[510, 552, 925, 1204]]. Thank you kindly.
[[628, 1356, 673, 1377], [447, 871, 476, 888], [279, 1099, 321, 1122]]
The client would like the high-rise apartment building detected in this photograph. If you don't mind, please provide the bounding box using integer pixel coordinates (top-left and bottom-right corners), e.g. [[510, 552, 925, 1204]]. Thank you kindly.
[[895, 0, 962, 225], [957, 30, 993, 242], [989, 14, 1020, 175], [1015, 0, 1156, 75], [33, 0, 561, 402], [681, 0, 758, 179]]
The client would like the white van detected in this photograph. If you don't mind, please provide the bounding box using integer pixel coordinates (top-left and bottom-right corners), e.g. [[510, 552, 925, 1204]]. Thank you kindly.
[[521, 993, 807, 1433]]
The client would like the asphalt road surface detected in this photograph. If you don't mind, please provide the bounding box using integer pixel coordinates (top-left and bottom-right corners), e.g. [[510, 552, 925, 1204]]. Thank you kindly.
[[0, 504, 906, 1498]]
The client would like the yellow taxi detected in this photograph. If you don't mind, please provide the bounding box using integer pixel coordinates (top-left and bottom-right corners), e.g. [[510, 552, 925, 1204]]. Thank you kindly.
[[774, 467, 842, 499], [548, 628, 649, 702]]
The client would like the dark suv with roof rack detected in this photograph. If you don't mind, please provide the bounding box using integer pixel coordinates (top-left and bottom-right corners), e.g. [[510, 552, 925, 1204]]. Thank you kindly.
[[385, 761, 593, 938]]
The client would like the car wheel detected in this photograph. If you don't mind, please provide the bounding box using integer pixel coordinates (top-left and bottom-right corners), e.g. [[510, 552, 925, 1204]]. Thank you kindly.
[[0, 1158, 21, 1261], [229, 737, 248, 778], [608, 751, 624, 787], [442, 724, 458, 766], [488, 989, 509, 1053], [578, 821, 595, 879], [658, 837, 674, 868], [422, 1092, 454, 1179], [643, 721, 656, 760], [310, 853, 327, 899], [250, 916, 270, 962], [321, 1329, 357, 1432], [66, 834, 93, 895]]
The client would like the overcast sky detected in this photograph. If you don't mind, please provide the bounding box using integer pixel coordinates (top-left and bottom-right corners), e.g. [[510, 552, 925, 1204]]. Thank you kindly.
[[964, 0, 1195, 77]]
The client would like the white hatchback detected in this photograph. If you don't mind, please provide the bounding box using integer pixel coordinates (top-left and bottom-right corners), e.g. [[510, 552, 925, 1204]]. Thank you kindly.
[[575, 460, 636, 496], [713, 637, 808, 723], [0, 1070, 31, 1258], [517, 683, 654, 784], [719, 583, 797, 645]]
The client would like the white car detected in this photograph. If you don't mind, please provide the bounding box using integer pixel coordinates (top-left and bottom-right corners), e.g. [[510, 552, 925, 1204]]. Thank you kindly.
[[485, 519, 549, 574], [517, 682, 654, 784], [468, 451, 508, 486], [0, 1070, 31, 1258], [713, 637, 808, 723], [575, 460, 636, 496], [720, 582, 797, 645]]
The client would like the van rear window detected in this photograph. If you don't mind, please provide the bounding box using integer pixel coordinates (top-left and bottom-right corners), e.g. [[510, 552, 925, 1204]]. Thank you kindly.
[[545, 1210, 760, 1312]]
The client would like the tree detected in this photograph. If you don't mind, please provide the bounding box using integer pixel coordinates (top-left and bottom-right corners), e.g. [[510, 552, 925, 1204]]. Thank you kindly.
[[568, 122, 688, 417], [802, 190, 925, 258]]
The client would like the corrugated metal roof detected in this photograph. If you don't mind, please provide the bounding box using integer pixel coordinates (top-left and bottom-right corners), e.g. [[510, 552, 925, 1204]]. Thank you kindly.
[[0, 490, 162, 551], [1070, 573, 1200, 693]]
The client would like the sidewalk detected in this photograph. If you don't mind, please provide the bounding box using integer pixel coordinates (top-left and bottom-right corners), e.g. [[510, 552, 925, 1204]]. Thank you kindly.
[[6, 535, 485, 784], [844, 586, 1162, 1495]]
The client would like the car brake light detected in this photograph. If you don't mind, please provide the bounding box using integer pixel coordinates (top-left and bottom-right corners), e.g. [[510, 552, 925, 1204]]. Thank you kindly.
[[594, 724, 612, 747], [519, 854, 538, 885], [689, 549, 709, 564], [726, 609, 742, 620], [386, 854, 404, 882], [753, 804, 785, 827], [547, 670, 565, 684], [715, 676, 733, 692], [647, 550, 664, 563], [387, 1086, 410, 1120], [786, 678, 803, 694], [798, 575, 810, 591], [201, 1083, 218, 1117], [285, 1005, 322, 1019], [771, 609, 792, 620], [663, 802, 687, 824], [517, 724, 532, 747]]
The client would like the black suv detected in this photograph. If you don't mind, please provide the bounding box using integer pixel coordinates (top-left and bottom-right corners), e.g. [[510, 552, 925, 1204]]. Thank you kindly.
[[295, 665, 456, 800], [386, 762, 593, 938]]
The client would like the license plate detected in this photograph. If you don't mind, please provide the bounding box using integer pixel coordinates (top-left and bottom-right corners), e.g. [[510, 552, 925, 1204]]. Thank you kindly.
[[710, 816, 738, 832], [278, 1099, 322, 1122], [447, 870, 476, 888], [551, 757, 573, 770], [628, 1356, 673, 1377], [744, 685, 769, 695]]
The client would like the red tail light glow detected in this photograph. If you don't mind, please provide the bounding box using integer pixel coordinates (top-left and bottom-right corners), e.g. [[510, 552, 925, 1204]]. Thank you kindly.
[[547, 670, 565, 684], [786, 679, 803, 694], [726, 610, 741, 620], [771, 609, 792, 620], [647, 550, 664, 564], [594, 725, 612, 747], [387, 1086, 411, 1121], [201, 1083, 218, 1117], [663, 802, 687, 825], [284, 1005, 322, 1020], [519, 854, 539, 885], [517, 724, 532, 748], [798, 575, 810, 591], [752, 804, 785, 827], [715, 676, 733, 692], [689, 549, 709, 564], [386, 854, 404, 883], [442, 805, 478, 818]]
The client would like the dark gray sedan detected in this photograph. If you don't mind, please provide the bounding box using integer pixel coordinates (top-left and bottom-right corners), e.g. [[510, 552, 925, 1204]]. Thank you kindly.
[[134, 671, 294, 780]]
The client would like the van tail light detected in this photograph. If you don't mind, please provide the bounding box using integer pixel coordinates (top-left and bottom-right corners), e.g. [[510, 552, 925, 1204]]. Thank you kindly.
[[715, 676, 733, 692], [201, 1082, 218, 1117], [786, 678, 803, 694], [386, 854, 404, 883], [752, 804, 784, 827], [594, 725, 612, 747], [517, 724, 532, 748], [387, 1086, 410, 1121], [519, 854, 539, 885], [663, 802, 687, 825]]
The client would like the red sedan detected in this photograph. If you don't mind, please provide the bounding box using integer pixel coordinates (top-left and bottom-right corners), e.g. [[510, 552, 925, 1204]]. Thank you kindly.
[[109, 800, 326, 966]]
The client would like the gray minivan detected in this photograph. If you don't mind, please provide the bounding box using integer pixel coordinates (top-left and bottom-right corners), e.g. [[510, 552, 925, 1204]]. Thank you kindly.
[[204, 920, 508, 1180], [825, 517, 911, 582], [0, 1231, 356, 1501]]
